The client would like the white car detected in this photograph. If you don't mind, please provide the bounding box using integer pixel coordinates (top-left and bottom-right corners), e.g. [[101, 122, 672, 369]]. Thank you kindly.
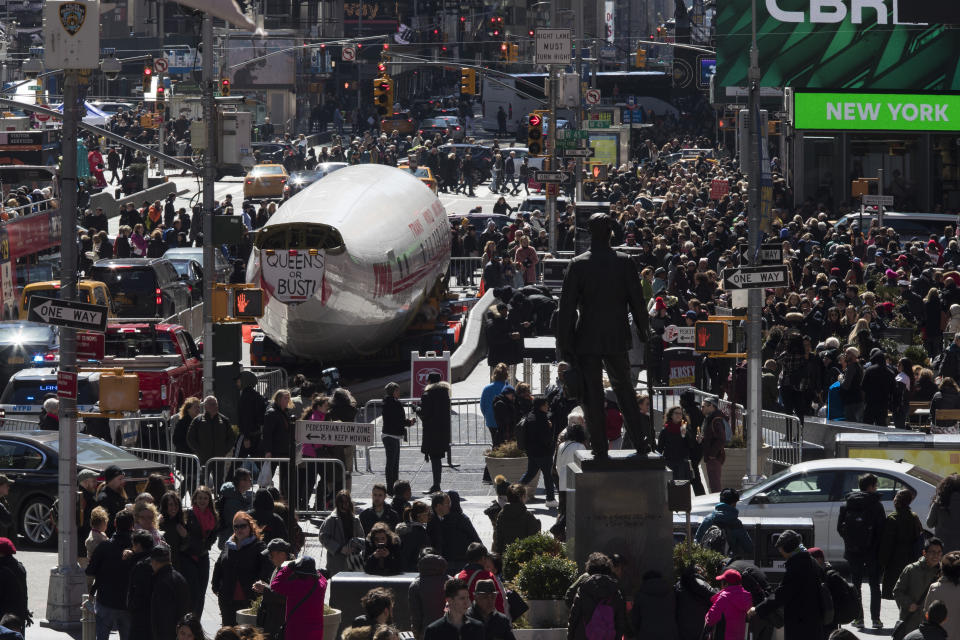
[[689, 458, 941, 561]]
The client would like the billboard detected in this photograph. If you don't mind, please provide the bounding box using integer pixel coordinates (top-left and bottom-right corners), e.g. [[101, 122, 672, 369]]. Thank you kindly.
[[794, 92, 958, 131], [224, 38, 296, 90], [716, 0, 960, 90]]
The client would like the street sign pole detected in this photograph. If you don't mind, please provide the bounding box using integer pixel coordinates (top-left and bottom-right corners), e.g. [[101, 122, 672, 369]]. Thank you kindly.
[[745, 0, 763, 488], [547, 63, 558, 255], [202, 13, 215, 398], [46, 66, 84, 627]]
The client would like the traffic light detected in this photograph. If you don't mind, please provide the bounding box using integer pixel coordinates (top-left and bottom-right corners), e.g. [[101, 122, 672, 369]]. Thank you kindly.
[[694, 321, 728, 353], [460, 68, 476, 95], [635, 46, 646, 68], [509, 43, 519, 63], [500, 43, 508, 60], [155, 85, 165, 113], [527, 113, 543, 155], [373, 74, 393, 116], [220, 78, 231, 96], [142, 65, 153, 93]]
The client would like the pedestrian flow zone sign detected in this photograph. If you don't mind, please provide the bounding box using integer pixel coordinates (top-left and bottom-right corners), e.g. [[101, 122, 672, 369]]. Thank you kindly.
[[722, 265, 789, 290], [28, 296, 108, 332], [296, 420, 375, 446]]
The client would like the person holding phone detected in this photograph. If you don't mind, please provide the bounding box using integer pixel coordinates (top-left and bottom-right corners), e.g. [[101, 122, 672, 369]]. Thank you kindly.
[[364, 522, 402, 575]]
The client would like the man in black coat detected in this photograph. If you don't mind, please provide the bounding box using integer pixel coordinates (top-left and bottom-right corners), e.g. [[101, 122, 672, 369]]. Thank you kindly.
[[0, 538, 27, 630], [750, 530, 824, 640], [149, 545, 190, 640], [861, 349, 896, 427], [359, 484, 400, 533], [86, 511, 135, 640], [96, 465, 128, 535], [235, 371, 266, 447], [424, 578, 485, 640], [417, 375, 451, 494], [427, 492, 481, 573], [467, 579, 515, 639], [492, 386, 518, 443], [838, 472, 887, 629], [557, 213, 652, 458], [125, 531, 155, 639]]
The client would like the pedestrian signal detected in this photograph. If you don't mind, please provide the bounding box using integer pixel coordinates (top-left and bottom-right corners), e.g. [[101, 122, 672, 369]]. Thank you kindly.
[[694, 321, 728, 353]]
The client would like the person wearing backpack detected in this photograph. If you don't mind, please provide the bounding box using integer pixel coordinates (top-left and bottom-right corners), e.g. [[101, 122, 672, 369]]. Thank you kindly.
[[809, 547, 861, 634], [674, 565, 718, 640], [567, 552, 627, 640], [699, 397, 727, 492], [837, 472, 887, 629], [704, 569, 752, 640], [880, 490, 925, 600], [893, 537, 943, 640], [694, 488, 754, 559], [726, 560, 777, 640], [749, 530, 825, 640]]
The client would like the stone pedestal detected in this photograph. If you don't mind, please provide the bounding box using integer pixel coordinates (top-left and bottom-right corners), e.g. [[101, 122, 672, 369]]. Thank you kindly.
[[566, 450, 674, 596]]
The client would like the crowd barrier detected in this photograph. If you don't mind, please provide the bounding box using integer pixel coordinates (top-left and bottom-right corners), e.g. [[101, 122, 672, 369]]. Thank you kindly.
[[0, 417, 40, 431], [651, 386, 804, 469], [124, 447, 203, 499], [204, 456, 347, 517], [249, 367, 290, 401], [446, 253, 553, 291]]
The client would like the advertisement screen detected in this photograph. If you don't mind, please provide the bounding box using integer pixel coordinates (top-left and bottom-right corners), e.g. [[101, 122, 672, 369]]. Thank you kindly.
[[716, 0, 960, 90], [849, 447, 960, 479], [225, 38, 296, 89], [794, 92, 959, 131]]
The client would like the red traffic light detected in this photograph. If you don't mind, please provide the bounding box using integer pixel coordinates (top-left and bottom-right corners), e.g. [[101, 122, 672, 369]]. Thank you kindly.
[[156, 86, 164, 95], [377, 63, 386, 72], [144, 67, 152, 75], [528, 29, 535, 36], [221, 79, 230, 87], [460, 16, 465, 21], [529, 114, 542, 127], [383, 43, 389, 50]]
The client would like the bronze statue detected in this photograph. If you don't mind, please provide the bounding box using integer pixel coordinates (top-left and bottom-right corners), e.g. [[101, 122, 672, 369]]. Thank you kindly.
[[557, 213, 654, 459]]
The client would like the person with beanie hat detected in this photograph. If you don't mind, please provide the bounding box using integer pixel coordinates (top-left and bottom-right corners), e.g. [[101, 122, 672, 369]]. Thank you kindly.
[[96, 465, 127, 535], [750, 530, 825, 639], [705, 569, 753, 640]]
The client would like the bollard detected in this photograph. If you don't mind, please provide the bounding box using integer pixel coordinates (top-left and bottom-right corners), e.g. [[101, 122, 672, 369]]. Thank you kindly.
[[81, 593, 96, 640], [540, 364, 551, 395]]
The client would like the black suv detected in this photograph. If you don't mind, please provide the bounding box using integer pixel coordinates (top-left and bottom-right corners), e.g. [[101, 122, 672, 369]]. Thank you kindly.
[[87, 258, 193, 319]]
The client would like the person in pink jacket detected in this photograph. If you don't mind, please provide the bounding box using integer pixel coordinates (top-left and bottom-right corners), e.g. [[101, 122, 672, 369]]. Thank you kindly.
[[270, 555, 328, 640], [704, 568, 753, 640]]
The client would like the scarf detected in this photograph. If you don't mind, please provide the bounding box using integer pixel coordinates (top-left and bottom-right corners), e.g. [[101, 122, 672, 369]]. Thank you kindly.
[[664, 419, 683, 435], [226, 533, 258, 551], [193, 505, 216, 537]]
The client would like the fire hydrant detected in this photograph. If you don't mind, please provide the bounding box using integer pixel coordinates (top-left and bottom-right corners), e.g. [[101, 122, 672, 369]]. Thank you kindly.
[[81, 593, 96, 640]]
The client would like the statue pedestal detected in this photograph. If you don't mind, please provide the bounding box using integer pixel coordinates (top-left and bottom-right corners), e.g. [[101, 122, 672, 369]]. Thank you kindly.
[[566, 450, 674, 596]]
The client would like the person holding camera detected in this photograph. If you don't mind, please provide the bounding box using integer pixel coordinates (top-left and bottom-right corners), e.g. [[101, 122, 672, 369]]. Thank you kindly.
[[364, 522, 403, 576], [319, 490, 365, 576], [252, 538, 293, 639]]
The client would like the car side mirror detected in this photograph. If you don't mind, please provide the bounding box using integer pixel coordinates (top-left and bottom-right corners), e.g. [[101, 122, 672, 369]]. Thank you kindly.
[[750, 493, 770, 505]]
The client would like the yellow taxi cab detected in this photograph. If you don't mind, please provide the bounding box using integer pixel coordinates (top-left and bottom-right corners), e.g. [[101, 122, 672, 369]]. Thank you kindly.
[[380, 111, 417, 136], [243, 164, 288, 199], [20, 280, 115, 320], [398, 165, 438, 193]]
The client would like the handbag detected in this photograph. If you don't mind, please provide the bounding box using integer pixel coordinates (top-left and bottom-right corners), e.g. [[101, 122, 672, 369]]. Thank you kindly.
[[276, 576, 319, 640], [257, 460, 273, 488]]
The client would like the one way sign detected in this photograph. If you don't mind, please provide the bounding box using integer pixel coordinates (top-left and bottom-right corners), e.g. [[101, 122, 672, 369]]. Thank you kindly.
[[722, 265, 790, 290], [28, 296, 108, 332]]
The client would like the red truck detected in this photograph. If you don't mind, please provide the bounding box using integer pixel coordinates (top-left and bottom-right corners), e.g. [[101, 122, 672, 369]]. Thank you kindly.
[[101, 323, 203, 416]]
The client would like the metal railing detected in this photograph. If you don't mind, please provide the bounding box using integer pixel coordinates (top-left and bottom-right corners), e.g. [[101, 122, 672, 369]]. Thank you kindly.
[[249, 367, 289, 400], [447, 253, 553, 290], [204, 455, 347, 517], [361, 396, 492, 472], [651, 386, 804, 469], [125, 447, 203, 499], [166, 302, 204, 340], [112, 415, 171, 451], [6, 197, 58, 217], [0, 417, 41, 431]]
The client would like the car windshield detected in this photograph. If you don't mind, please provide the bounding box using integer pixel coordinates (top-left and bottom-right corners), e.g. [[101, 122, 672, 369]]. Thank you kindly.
[[738, 466, 795, 502], [252, 166, 284, 176], [48, 437, 145, 466], [0, 325, 53, 343], [88, 267, 157, 292], [104, 328, 179, 357], [168, 260, 192, 277]]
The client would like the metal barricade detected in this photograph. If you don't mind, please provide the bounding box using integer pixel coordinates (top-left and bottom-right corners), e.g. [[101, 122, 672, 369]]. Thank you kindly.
[[448, 257, 483, 289], [361, 397, 491, 472], [0, 417, 40, 431], [124, 447, 203, 501], [249, 367, 289, 400], [166, 303, 205, 340], [204, 456, 347, 517], [651, 385, 805, 468], [111, 416, 171, 450]]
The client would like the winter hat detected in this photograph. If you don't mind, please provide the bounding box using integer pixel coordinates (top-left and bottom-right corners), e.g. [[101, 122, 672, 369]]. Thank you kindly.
[[654, 297, 667, 312], [774, 529, 802, 553], [685, 310, 697, 320], [77, 469, 97, 483], [103, 465, 124, 483], [885, 269, 898, 279]]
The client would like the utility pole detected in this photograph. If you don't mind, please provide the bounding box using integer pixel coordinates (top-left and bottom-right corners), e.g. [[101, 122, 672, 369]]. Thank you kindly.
[[46, 68, 84, 626], [545, 1, 558, 255], [575, 0, 584, 202], [744, 0, 762, 487], [202, 13, 215, 397]]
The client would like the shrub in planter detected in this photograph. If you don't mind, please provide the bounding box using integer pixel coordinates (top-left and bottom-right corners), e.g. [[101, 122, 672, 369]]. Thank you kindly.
[[673, 542, 727, 588], [904, 344, 929, 367], [503, 532, 565, 581], [485, 440, 526, 458], [515, 554, 579, 600]]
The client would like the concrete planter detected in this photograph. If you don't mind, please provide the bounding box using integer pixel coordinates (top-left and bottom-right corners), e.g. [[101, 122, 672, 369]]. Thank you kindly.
[[484, 455, 540, 500], [236, 608, 258, 627], [708, 444, 771, 489], [514, 629, 566, 639], [524, 599, 569, 628], [323, 608, 341, 640]]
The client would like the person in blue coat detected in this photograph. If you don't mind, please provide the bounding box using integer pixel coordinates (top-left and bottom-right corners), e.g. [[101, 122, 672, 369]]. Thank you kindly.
[[694, 488, 754, 558]]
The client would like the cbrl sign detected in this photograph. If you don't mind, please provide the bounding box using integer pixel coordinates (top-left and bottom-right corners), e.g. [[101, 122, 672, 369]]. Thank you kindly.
[[410, 350, 451, 398]]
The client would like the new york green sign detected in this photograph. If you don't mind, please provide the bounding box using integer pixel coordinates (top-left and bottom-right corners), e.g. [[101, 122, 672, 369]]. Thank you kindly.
[[794, 92, 958, 131], [717, 0, 960, 90]]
